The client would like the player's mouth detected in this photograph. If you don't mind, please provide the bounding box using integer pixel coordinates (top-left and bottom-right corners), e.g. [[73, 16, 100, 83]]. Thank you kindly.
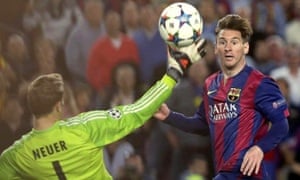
[[224, 55, 234, 60]]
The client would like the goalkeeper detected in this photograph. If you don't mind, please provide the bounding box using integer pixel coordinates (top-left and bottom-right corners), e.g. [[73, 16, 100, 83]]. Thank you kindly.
[[0, 39, 206, 179]]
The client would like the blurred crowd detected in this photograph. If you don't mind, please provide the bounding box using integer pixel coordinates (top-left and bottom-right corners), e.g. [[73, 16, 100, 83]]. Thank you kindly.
[[0, 0, 300, 179]]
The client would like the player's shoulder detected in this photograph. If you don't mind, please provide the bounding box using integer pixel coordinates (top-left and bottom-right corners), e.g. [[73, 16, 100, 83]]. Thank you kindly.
[[248, 66, 265, 77], [243, 66, 281, 93], [1, 131, 33, 157], [243, 65, 275, 85]]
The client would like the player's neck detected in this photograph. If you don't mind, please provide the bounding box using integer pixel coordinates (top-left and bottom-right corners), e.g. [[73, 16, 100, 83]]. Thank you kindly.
[[222, 61, 246, 80], [33, 113, 60, 131]]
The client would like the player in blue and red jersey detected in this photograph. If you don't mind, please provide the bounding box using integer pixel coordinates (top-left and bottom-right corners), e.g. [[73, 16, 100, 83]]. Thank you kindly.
[[154, 14, 289, 180]]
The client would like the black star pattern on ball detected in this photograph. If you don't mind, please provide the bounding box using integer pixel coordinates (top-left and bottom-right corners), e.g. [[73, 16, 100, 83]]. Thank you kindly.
[[160, 15, 168, 28], [177, 8, 192, 27]]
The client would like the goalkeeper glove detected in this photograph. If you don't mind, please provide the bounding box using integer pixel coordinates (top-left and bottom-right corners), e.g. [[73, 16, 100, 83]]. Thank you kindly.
[[167, 38, 207, 82]]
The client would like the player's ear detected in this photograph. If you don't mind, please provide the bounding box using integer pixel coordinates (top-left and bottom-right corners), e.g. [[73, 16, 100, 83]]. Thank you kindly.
[[243, 42, 249, 54]]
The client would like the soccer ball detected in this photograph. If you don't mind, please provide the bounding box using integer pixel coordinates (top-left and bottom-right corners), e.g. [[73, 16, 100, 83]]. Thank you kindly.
[[158, 2, 203, 48]]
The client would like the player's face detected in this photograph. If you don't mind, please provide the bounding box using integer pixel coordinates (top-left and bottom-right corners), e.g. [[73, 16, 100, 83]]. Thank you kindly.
[[215, 29, 249, 72]]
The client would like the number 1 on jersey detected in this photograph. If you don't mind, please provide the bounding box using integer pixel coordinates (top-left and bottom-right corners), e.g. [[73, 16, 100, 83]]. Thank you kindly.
[[52, 161, 66, 180]]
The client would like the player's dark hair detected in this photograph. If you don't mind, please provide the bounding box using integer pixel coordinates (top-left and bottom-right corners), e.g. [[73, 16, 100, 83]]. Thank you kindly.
[[215, 14, 253, 42], [27, 73, 64, 118]]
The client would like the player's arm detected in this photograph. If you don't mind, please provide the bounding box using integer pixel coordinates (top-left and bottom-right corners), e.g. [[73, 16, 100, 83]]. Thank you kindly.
[[85, 74, 175, 145], [163, 103, 209, 135], [81, 39, 207, 146], [254, 77, 289, 153], [241, 77, 290, 176]]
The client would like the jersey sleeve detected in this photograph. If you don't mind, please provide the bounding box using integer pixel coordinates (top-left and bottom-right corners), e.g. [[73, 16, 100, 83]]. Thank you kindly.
[[0, 149, 17, 179], [254, 77, 289, 152], [78, 75, 176, 147], [164, 103, 209, 135]]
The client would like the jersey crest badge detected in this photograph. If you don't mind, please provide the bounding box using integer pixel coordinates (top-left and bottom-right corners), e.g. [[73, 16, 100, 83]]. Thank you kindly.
[[227, 88, 241, 102], [108, 109, 122, 119]]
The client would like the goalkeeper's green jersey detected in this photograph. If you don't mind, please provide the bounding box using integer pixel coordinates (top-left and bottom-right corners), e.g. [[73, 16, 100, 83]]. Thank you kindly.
[[0, 75, 176, 180]]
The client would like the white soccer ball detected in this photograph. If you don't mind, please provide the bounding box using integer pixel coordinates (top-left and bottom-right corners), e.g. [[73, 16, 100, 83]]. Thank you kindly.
[[158, 2, 203, 48]]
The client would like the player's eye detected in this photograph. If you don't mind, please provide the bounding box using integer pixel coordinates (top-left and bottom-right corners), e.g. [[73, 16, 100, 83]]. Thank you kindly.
[[218, 40, 226, 46], [231, 40, 239, 45]]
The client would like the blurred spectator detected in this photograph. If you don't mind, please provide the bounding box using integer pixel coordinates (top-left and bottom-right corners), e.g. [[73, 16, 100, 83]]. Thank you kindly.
[[230, 0, 252, 20], [121, 0, 141, 38], [22, 0, 42, 37], [41, 0, 82, 80], [126, 119, 156, 176], [215, 0, 231, 18], [0, 96, 26, 153], [250, 33, 277, 75], [279, 0, 294, 22], [285, 0, 300, 46], [180, 154, 209, 180], [270, 43, 300, 108], [32, 37, 58, 76], [201, 39, 220, 74], [103, 0, 123, 13], [32, 33, 71, 79], [115, 153, 145, 180], [265, 35, 286, 67], [63, 82, 80, 118], [73, 83, 93, 112], [104, 140, 135, 179], [0, 73, 8, 114], [87, 10, 140, 93], [132, 4, 167, 85], [99, 61, 144, 109], [280, 122, 300, 179], [0, 40, 17, 90], [144, 121, 170, 179], [276, 77, 290, 103], [41, 0, 82, 49], [0, 0, 26, 29], [3, 33, 35, 92], [197, 0, 218, 42], [65, 0, 105, 85], [251, 0, 286, 38]]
